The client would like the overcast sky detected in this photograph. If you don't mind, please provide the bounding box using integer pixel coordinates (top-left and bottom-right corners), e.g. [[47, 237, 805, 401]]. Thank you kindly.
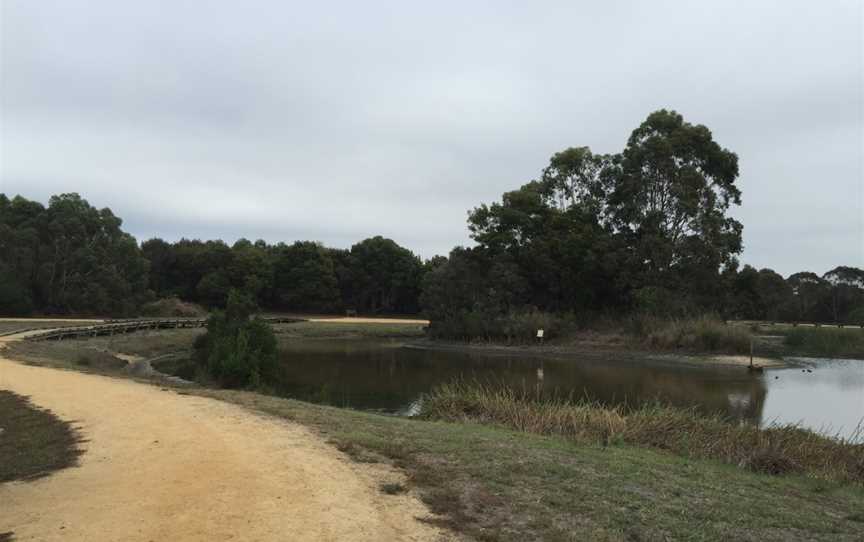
[[1, 1, 861, 276]]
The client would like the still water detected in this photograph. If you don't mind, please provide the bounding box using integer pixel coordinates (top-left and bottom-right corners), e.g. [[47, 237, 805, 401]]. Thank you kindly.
[[273, 339, 864, 441]]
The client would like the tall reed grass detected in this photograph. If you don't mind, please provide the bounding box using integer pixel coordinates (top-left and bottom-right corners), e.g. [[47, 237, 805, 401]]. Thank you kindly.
[[625, 314, 752, 353], [780, 327, 864, 358], [421, 381, 864, 484]]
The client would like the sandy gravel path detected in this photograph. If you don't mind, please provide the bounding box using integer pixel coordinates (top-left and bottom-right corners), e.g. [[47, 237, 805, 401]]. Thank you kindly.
[[0, 333, 449, 542]]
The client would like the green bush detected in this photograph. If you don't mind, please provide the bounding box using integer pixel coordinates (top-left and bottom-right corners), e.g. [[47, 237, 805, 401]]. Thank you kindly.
[[194, 290, 278, 388]]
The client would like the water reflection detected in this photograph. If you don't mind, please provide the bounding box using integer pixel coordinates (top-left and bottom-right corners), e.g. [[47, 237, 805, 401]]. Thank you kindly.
[[273, 339, 863, 440], [760, 358, 864, 441]]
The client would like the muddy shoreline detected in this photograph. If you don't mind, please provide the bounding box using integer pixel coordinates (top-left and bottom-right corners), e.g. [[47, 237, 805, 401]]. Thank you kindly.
[[403, 338, 789, 369]]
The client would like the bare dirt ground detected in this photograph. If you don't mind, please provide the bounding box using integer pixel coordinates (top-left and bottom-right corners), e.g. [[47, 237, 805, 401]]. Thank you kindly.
[[0, 330, 451, 542]]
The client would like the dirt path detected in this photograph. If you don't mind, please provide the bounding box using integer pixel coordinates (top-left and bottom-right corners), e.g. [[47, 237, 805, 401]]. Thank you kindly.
[[0, 333, 450, 541]]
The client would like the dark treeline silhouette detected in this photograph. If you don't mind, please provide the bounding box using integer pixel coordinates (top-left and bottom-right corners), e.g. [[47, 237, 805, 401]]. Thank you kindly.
[[0, 193, 427, 316], [1, 110, 862, 324], [420, 110, 864, 338], [142, 235, 426, 314], [0, 193, 149, 316]]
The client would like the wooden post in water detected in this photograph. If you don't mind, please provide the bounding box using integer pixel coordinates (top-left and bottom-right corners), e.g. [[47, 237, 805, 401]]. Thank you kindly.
[[749, 338, 754, 368]]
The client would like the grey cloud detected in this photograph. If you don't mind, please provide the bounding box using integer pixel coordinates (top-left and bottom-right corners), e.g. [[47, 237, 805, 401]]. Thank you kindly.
[[1, 0, 861, 274]]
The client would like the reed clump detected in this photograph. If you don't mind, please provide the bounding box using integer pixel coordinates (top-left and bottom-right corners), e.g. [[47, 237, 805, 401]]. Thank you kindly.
[[626, 314, 752, 353], [780, 327, 864, 358], [420, 381, 864, 484]]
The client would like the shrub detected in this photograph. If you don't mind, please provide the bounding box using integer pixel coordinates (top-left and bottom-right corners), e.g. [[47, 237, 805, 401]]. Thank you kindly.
[[194, 290, 278, 388]]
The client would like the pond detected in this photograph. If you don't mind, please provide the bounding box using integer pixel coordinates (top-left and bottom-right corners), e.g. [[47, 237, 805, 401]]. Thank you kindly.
[[273, 338, 864, 441]]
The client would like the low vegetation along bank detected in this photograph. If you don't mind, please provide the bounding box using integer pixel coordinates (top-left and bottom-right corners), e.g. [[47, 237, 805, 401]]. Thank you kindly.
[[769, 326, 864, 358], [421, 381, 864, 485], [427, 312, 864, 358], [201, 388, 864, 541]]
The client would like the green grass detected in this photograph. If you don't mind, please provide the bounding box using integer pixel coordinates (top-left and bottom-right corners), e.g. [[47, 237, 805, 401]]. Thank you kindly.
[[272, 321, 426, 339], [421, 381, 864, 485], [6, 341, 130, 374], [772, 327, 864, 358], [198, 387, 864, 541], [0, 390, 83, 483], [6, 325, 864, 540]]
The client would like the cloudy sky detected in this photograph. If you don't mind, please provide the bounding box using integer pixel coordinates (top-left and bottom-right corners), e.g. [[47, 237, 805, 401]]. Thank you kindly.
[[1, 1, 861, 275]]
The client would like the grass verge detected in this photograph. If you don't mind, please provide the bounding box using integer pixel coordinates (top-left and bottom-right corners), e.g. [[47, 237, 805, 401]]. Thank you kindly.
[[421, 381, 864, 485], [197, 387, 864, 541], [273, 321, 426, 339], [0, 390, 83, 483]]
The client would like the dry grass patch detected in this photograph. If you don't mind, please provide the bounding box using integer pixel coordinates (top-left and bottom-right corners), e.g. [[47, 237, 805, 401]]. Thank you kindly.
[[626, 315, 753, 354]]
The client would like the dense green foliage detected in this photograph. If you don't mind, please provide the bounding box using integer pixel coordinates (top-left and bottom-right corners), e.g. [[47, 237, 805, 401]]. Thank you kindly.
[[142, 235, 426, 314], [422, 110, 864, 338], [0, 193, 427, 315], [0, 193, 149, 316], [193, 290, 278, 388], [1, 111, 861, 324]]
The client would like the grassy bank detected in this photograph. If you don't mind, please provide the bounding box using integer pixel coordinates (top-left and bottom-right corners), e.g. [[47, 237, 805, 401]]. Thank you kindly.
[[428, 311, 757, 354], [421, 381, 864, 484], [274, 320, 427, 339], [427, 312, 864, 359], [201, 388, 864, 541], [0, 390, 83, 483], [4, 329, 864, 540]]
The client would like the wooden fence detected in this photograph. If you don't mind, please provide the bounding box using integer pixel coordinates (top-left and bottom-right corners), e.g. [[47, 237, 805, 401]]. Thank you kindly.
[[22, 317, 304, 342], [727, 320, 864, 330]]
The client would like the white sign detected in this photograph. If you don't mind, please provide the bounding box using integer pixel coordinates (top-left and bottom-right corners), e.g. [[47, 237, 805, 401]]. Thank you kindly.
[[536, 329, 544, 338]]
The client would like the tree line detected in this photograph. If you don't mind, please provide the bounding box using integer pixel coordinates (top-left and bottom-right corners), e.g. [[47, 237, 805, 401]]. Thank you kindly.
[[0, 193, 427, 316], [141, 235, 425, 314], [420, 109, 864, 336], [1, 110, 861, 325]]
